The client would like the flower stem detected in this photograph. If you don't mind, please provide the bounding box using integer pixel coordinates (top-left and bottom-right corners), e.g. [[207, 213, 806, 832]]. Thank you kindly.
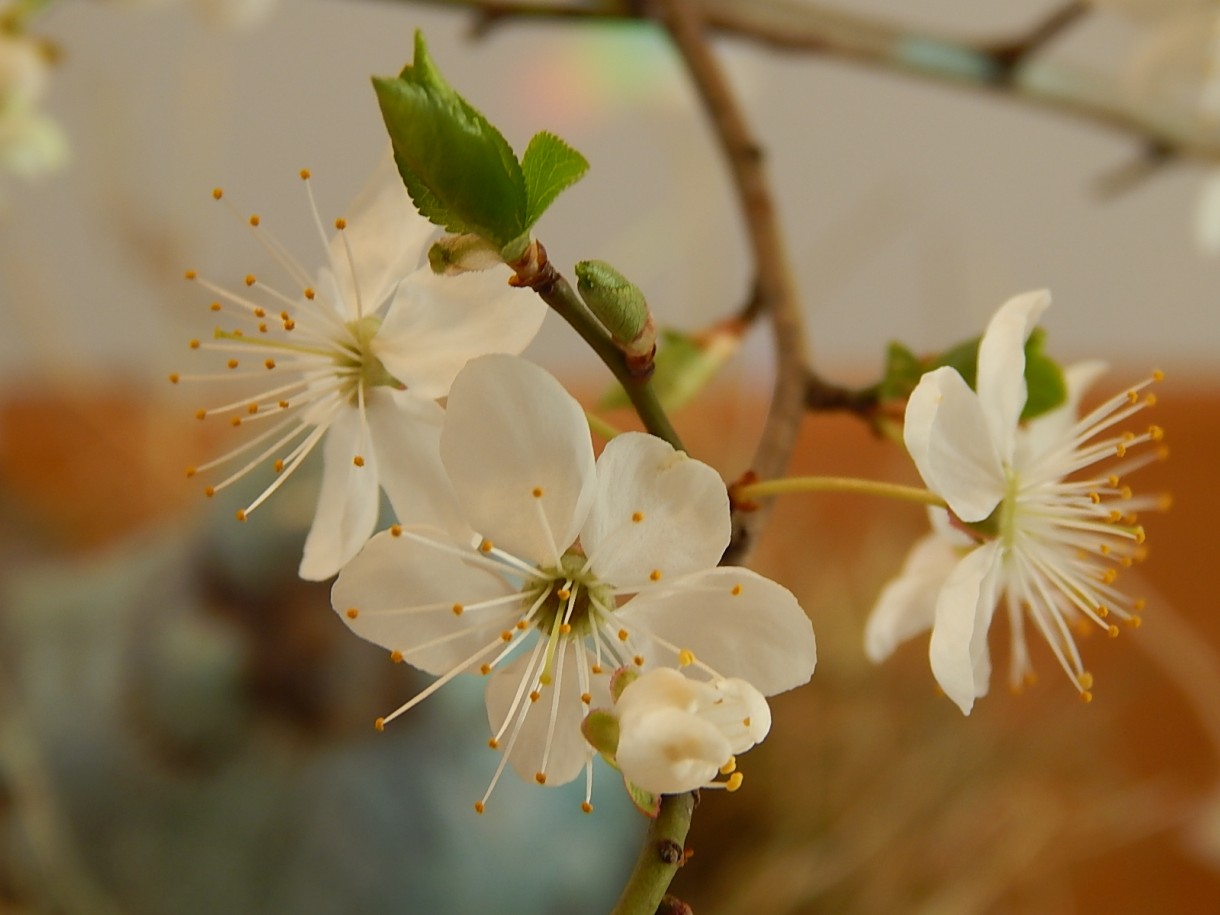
[[510, 243, 684, 451], [609, 792, 696, 915], [735, 475, 946, 510]]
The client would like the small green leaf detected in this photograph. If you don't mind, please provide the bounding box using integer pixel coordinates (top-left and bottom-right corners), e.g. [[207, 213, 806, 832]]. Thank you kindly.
[[522, 131, 589, 228], [878, 341, 923, 403], [626, 780, 661, 819], [374, 32, 527, 247], [1019, 328, 1067, 420], [600, 326, 740, 412]]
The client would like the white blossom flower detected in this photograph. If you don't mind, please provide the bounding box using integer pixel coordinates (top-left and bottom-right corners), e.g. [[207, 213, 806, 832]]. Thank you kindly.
[[864, 290, 1165, 714], [612, 667, 771, 796], [332, 354, 816, 812], [174, 168, 545, 580]]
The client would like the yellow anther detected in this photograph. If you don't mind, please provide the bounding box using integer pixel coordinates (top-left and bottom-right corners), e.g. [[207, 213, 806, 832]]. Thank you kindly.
[[731, 584, 742, 596], [334, 218, 347, 230], [253, 307, 266, 318], [452, 603, 464, 616], [1099, 544, 1111, 556], [1152, 369, 1165, 382], [539, 673, 552, 687], [534, 772, 547, 785], [1128, 615, 1143, 629], [230, 417, 242, 427], [580, 692, 592, 704], [235, 509, 247, 522], [189, 339, 201, 349], [1115, 443, 1127, 458], [1134, 527, 1146, 545], [1144, 393, 1157, 407], [274, 460, 284, 473], [1102, 568, 1118, 584], [1127, 390, 1139, 405], [1107, 624, 1120, 638], [725, 772, 744, 792], [1088, 492, 1100, 504], [488, 738, 499, 749], [244, 274, 256, 287], [353, 455, 365, 467], [591, 664, 604, 675], [529, 690, 541, 703], [264, 359, 276, 370], [185, 467, 196, 478], [649, 569, 662, 582], [516, 620, 527, 630], [633, 655, 644, 667], [1133, 598, 1147, 612], [374, 717, 385, 732], [1096, 604, 1110, 618], [473, 801, 485, 814], [184, 269, 198, 280], [500, 631, 513, 642], [282, 318, 295, 331], [211, 187, 223, 200], [1108, 474, 1120, 487], [247, 403, 259, 415], [204, 486, 216, 498], [299, 168, 311, 180], [1078, 672, 1094, 690], [1148, 425, 1164, 441], [168, 373, 180, 384], [227, 359, 239, 369], [719, 756, 737, 775], [345, 608, 359, 620], [480, 663, 492, 675], [1120, 486, 1133, 500], [560, 623, 572, 634], [742, 717, 751, 728], [303, 288, 315, 300], [195, 409, 207, 421], [556, 588, 571, 601], [390, 524, 402, 537], [258, 323, 268, 333], [617, 629, 629, 642], [480, 539, 494, 553], [210, 302, 221, 312], [249, 214, 261, 227], [678, 649, 696, 667], [278, 400, 289, 409], [1108, 510, 1123, 523], [1080, 691, 1094, 704], [631, 511, 644, 523], [581, 802, 593, 814], [390, 650, 404, 664], [532, 486, 544, 498]]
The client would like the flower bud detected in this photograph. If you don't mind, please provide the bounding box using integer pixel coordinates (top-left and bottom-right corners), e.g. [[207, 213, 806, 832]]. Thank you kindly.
[[575, 260, 656, 376]]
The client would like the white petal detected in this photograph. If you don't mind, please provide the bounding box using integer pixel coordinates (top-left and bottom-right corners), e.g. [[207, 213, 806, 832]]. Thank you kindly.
[[485, 647, 599, 787], [327, 157, 436, 317], [1015, 359, 1108, 462], [617, 567, 815, 696], [928, 541, 1003, 715], [581, 433, 730, 587], [904, 367, 1005, 523], [976, 289, 1050, 461], [864, 533, 960, 663], [441, 355, 596, 567], [366, 392, 470, 539], [373, 267, 546, 400], [615, 705, 728, 795], [298, 408, 381, 581], [331, 527, 517, 676]]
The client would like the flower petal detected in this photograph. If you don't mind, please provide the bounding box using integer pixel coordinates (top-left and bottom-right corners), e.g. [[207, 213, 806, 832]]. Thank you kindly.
[[484, 646, 601, 787], [904, 366, 1005, 523], [366, 392, 470, 540], [617, 567, 815, 696], [1196, 168, 1220, 255], [581, 433, 730, 587], [928, 540, 1003, 715], [864, 533, 960, 663], [1015, 359, 1108, 464], [331, 527, 518, 676], [373, 268, 546, 400], [327, 157, 436, 318], [615, 705, 728, 795], [441, 355, 596, 567], [976, 289, 1050, 461], [298, 407, 381, 581]]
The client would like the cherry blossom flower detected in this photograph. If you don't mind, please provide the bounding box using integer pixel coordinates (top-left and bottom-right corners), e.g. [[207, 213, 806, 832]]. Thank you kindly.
[[332, 354, 816, 812], [175, 168, 544, 580], [611, 667, 771, 796], [864, 290, 1165, 714]]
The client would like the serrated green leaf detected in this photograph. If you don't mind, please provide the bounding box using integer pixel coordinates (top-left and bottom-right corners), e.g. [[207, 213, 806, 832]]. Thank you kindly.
[[1019, 327, 1067, 420], [600, 326, 740, 412], [521, 131, 589, 228], [373, 32, 528, 247]]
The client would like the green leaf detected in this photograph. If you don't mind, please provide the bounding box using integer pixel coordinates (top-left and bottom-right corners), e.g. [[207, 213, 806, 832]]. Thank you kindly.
[[626, 780, 661, 819], [600, 326, 740, 412], [521, 131, 589, 228], [878, 341, 923, 403], [1019, 327, 1067, 421], [373, 32, 528, 247]]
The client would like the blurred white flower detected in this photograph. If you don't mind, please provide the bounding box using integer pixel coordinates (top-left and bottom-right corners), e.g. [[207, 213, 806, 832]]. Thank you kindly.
[[865, 290, 1165, 714], [612, 667, 770, 796], [332, 354, 815, 812], [0, 30, 67, 187], [177, 168, 544, 580]]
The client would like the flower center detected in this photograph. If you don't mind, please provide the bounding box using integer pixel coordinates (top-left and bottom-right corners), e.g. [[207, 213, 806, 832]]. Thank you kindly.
[[524, 550, 613, 638], [338, 315, 403, 399]]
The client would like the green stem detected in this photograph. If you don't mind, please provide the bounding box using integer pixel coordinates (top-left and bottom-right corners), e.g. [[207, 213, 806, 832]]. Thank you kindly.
[[736, 475, 947, 510], [609, 792, 696, 915], [512, 244, 684, 451]]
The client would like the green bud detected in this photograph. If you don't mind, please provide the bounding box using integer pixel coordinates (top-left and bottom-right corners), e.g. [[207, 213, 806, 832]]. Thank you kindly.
[[580, 708, 621, 758], [575, 260, 650, 344]]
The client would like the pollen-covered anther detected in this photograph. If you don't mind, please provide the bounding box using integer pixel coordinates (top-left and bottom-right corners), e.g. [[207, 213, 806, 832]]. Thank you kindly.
[[244, 274, 256, 287], [724, 772, 745, 792], [264, 359, 276, 370], [632, 655, 644, 667], [556, 588, 571, 600], [248, 214, 260, 227], [1096, 604, 1110, 618], [247, 403, 258, 415], [230, 417, 242, 428], [500, 631, 513, 642], [390, 650, 404, 664], [487, 737, 499, 749], [631, 511, 644, 523], [649, 569, 662, 582], [374, 717, 385, 732], [591, 664, 604, 675], [204, 486, 216, 498], [451, 603, 464, 616], [515, 620, 527, 630], [195, 409, 206, 421], [184, 269, 198, 280], [581, 802, 593, 814], [560, 623, 572, 634], [617, 629, 629, 642], [345, 608, 359, 620], [1089, 491, 1101, 505], [532, 486, 544, 498], [1128, 615, 1144, 629], [303, 288, 315, 300], [480, 663, 492, 675], [529, 690, 541, 703], [211, 188, 223, 200], [235, 510, 247, 522], [273, 460, 284, 473], [209, 302, 221, 312], [1107, 624, 1120, 638], [278, 400, 289, 409], [334, 218, 347, 230], [534, 772, 547, 785], [580, 692, 591, 704], [353, 455, 365, 468], [282, 318, 295, 331], [480, 539, 494, 553], [473, 801, 485, 814], [539, 673, 552, 686], [227, 359, 239, 369], [184, 467, 196, 478], [730, 584, 742, 596], [678, 649, 696, 667], [390, 525, 402, 537], [720, 756, 737, 775], [189, 339, 200, 349], [168, 373, 180, 384], [299, 168, 311, 180]]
